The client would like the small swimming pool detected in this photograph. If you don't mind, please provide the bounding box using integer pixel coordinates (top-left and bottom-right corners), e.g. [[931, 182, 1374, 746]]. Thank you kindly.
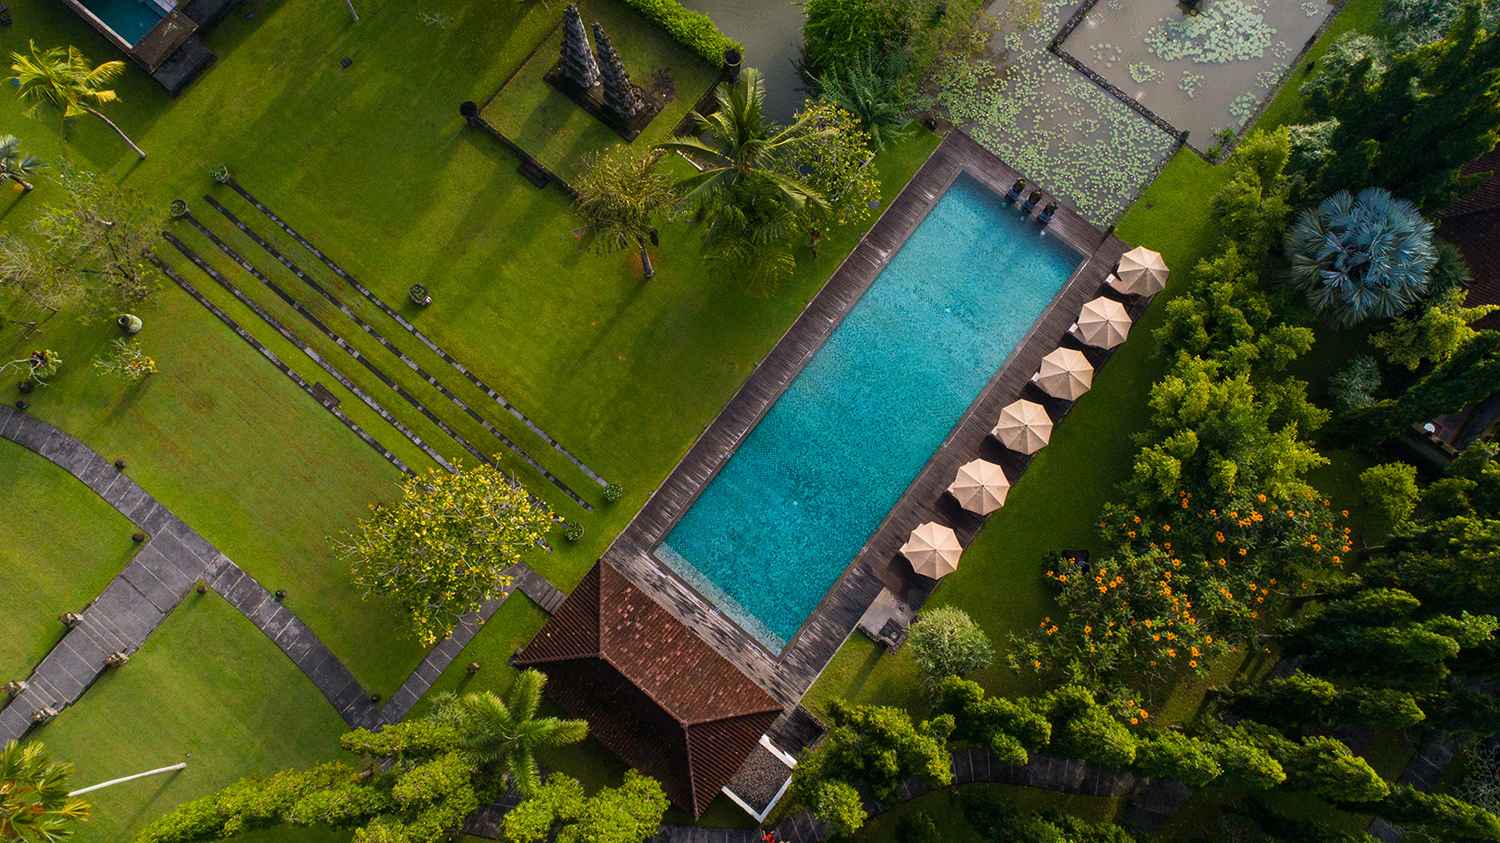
[[656, 174, 1083, 650], [84, 0, 165, 46]]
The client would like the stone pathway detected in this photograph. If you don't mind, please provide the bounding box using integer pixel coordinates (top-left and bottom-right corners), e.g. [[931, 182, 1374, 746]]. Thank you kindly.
[[222, 178, 612, 492], [515, 566, 567, 614], [0, 408, 219, 740], [201, 194, 593, 512], [164, 227, 459, 475], [0, 408, 564, 739]]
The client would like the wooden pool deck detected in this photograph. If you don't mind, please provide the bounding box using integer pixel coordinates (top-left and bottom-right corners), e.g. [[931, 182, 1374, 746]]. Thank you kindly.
[[603, 130, 1132, 706]]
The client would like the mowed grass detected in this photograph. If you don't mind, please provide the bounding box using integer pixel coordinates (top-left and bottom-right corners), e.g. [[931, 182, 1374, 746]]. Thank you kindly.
[[33, 592, 350, 843], [482, 0, 719, 182], [0, 440, 138, 682]]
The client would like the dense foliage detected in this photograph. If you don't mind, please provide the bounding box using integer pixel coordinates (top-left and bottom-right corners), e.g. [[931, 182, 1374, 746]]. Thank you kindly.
[[136, 672, 595, 842], [501, 771, 668, 843], [1291, 1, 1500, 209], [616, 0, 739, 67], [790, 700, 954, 834], [336, 461, 552, 646]]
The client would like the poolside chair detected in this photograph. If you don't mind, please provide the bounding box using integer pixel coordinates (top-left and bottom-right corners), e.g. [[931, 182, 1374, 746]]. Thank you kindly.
[[1004, 179, 1025, 204], [1037, 202, 1058, 226], [1021, 191, 1043, 215]]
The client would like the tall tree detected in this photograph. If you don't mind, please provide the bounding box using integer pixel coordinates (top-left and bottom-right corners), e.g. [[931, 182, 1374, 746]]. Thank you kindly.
[[336, 461, 553, 646], [0, 740, 91, 843], [1336, 328, 1500, 442], [573, 145, 674, 279], [443, 672, 587, 796], [0, 135, 41, 193], [9, 41, 146, 159], [657, 68, 830, 289], [1303, 1, 1500, 208], [0, 163, 163, 323]]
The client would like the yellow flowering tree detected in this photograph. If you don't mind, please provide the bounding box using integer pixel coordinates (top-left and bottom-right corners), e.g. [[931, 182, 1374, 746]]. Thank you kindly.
[[338, 462, 552, 645]]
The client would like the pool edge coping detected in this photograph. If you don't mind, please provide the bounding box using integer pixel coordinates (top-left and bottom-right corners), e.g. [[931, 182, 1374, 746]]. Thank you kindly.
[[600, 130, 1130, 707]]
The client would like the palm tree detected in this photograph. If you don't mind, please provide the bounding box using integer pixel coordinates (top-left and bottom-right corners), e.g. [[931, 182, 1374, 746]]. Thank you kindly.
[[1284, 187, 1437, 326], [0, 136, 41, 193], [816, 52, 920, 151], [1, 740, 91, 842], [574, 146, 676, 280], [9, 41, 145, 160], [655, 67, 830, 215], [447, 670, 586, 796]]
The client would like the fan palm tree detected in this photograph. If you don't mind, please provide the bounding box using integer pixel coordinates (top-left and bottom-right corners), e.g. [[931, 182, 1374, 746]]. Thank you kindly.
[[448, 670, 586, 796], [9, 41, 146, 159], [1284, 187, 1437, 327], [656, 67, 830, 215], [1, 740, 90, 842], [0, 136, 42, 193], [574, 146, 676, 280]]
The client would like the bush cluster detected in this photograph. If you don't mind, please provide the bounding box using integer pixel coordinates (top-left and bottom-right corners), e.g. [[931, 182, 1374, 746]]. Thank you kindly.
[[619, 0, 740, 67]]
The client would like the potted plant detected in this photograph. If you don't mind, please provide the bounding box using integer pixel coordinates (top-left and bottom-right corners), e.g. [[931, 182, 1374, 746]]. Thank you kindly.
[[409, 284, 432, 307]]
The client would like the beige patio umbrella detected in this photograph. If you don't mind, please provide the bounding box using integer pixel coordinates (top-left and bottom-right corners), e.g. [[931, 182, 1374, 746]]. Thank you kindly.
[[901, 521, 963, 579], [992, 399, 1052, 454], [947, 459, 1011, 515], [1073, 295, 1133, 349], [1110, 246, 1169, 296], [1032, 347, 1094, 400]]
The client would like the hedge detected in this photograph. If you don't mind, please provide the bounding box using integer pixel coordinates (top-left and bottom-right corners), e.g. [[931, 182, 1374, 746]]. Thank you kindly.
[[620, 0, 741, 67]]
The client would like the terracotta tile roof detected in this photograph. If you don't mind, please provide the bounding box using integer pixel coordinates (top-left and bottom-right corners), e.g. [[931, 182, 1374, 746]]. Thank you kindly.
[[1445, 150, 1500, 219], [514, 562, 783, 816]]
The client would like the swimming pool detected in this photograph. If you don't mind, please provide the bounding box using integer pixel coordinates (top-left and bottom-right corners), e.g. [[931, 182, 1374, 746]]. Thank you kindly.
[[657, 174, 1083, 650], [84, 0, 166, 46]]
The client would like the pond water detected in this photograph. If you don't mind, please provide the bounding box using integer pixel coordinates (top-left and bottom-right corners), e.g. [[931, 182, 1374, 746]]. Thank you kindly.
[[933, 0, 1177, 225], [680, 0, 807, 122], [1060, 0, 1337, 146]]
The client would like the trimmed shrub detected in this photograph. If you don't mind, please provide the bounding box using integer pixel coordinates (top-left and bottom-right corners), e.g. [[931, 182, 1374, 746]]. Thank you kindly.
[[1329, 354, 1382, 412], [602, 482, 623, 503], [895, 810, 942, 843], [907, 606, 994, 686], [619, 0, 740, 67]]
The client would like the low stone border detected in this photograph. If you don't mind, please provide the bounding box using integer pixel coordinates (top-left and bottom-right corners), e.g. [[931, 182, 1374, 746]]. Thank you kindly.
[[169, 220, 463, 473], [223, 178, 612, 493], [201, 195, 592, 512], [148, 253, 413, 475]]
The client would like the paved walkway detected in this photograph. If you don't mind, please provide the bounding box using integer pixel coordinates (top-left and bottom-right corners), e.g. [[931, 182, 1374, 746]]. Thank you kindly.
[[0, 407, 220, 740], [0, 409, 556, 739]]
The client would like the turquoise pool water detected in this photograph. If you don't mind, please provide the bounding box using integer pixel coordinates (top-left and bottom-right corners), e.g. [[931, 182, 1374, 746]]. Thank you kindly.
[[85, 0, 164, 45], [657, 174, 1083, 650]]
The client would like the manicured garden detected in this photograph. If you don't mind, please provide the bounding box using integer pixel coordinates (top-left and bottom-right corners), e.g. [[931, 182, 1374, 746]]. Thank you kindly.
[[33, 593, 349, 842], [0, 439, 138, 683]]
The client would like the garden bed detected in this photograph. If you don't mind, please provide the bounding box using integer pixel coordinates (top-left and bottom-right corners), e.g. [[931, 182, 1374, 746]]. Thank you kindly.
[[480, 0, 719, 184]]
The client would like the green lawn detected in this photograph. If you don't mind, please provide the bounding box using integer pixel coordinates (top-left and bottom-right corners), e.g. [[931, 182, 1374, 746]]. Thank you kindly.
[[32, 592, 350, 843], [482, 0, 719, 182], [0, 439, 139, 682]]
